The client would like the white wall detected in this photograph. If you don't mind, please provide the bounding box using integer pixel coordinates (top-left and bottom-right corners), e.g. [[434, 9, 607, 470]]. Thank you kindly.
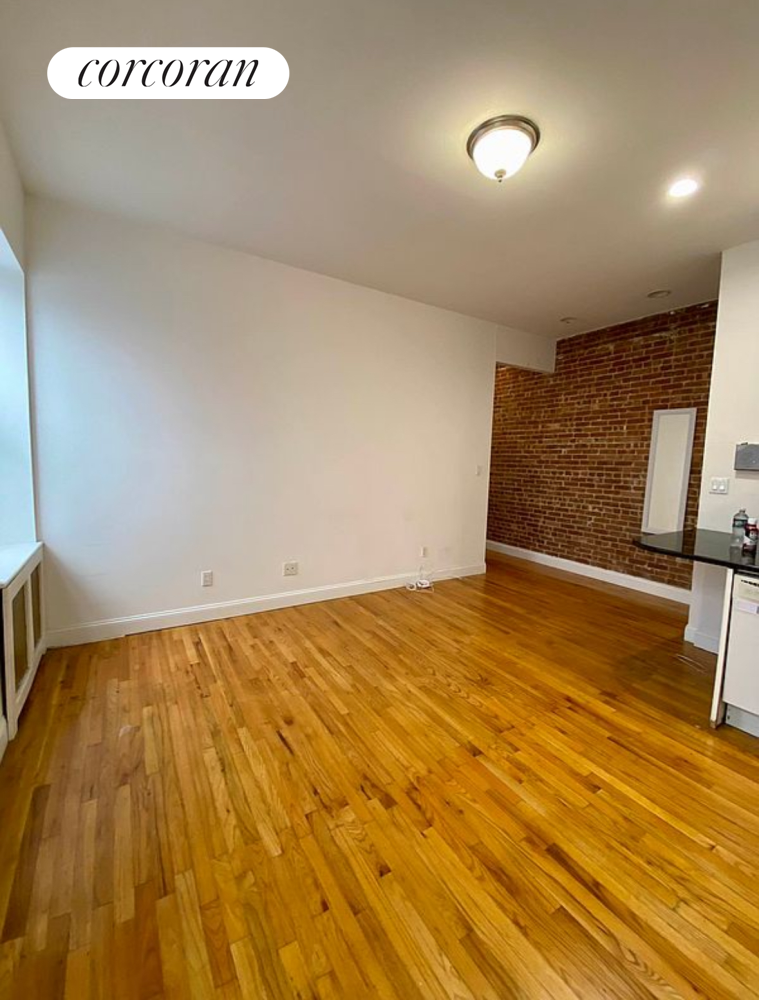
[[0, 121, 24, 267], [496, 325, 556, 373], [27, 198, 554, 644], [687, 240, 759, 651]]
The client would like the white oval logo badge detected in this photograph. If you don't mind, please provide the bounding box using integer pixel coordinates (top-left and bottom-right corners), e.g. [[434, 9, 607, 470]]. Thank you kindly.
[[48, 47, 289, 99]]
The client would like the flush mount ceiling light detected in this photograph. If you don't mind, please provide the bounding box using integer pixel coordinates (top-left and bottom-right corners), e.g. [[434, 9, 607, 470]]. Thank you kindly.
[[647, 289, 672, 299], [467, 115, 540, 182], [668, 177, 700, 198]]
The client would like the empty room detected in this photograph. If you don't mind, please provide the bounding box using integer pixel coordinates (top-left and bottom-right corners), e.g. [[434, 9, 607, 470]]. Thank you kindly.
[[1, 2, 759, 997]]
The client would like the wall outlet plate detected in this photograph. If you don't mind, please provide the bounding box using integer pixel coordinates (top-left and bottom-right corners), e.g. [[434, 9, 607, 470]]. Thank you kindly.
[[201, 570, 214, 587], [283, 561, 299, 577]]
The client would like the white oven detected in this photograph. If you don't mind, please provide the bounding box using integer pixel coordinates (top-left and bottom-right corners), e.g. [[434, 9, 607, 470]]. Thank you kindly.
[[723, 573, 759, 735]]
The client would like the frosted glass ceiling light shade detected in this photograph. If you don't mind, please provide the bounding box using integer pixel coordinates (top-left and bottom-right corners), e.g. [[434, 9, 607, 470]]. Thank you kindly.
[[467, 116, 540, 182], [668, 177, 700, 198]]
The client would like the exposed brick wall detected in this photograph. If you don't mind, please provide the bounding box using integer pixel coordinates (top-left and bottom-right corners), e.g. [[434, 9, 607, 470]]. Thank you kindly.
[[487, 301, 717, 589]]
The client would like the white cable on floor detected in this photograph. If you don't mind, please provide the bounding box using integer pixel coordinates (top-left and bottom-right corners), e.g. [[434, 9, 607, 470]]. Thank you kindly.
[[406, 566, 434, 592]]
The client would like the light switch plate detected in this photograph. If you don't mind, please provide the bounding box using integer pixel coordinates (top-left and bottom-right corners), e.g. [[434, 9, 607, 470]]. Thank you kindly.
[[709, 477, 730, 495]]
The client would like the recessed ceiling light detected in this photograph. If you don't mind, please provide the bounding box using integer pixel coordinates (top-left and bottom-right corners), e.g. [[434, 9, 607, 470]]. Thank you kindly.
[[647, 289, 672, 299], [467, 116, 540, 182], [559, 316, 579, 324], [668, 177, 700, 198]]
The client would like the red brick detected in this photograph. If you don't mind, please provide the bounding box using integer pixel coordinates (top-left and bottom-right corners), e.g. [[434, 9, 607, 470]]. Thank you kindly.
[[487, 302, 716, 589]]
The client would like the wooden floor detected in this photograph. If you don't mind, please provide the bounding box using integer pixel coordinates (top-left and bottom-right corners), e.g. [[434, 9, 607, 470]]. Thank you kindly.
[[1, 555, 759, 1000]]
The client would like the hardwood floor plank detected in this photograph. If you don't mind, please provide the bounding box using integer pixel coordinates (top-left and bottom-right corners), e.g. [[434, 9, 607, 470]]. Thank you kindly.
[[199, 897, 236, 990], [1, 554, 758, 999], [70, 797, 97, 950], [113, 784, 135, 925], [174, 870, 217, 1000], [134, 879, 164, 1000], [2, 784, 50, 942], [63, 945, 91, 1000], [156, 892, 192, 1000]]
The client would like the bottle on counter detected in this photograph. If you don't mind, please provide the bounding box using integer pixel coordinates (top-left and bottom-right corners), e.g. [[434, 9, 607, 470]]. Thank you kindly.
[[732, 507, 749, 547], [744, 517, 758, 554]]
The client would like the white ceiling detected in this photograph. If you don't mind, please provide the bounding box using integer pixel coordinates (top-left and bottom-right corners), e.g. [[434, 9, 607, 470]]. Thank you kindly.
[[2, 0, 759, 337]]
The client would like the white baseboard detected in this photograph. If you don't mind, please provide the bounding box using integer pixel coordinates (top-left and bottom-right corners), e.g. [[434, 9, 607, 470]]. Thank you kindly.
[[683, 624, 720, 654], [486, 540, 691, 605], [46, 563, 487, 648]]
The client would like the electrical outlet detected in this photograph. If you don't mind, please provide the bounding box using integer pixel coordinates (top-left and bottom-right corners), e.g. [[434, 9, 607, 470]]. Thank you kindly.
[[475, 464, 484, 477], [283, 561, 299, 577], [201, 570, 214, 587], [709, 477, 730, 495], [420, 545, 428, 558]]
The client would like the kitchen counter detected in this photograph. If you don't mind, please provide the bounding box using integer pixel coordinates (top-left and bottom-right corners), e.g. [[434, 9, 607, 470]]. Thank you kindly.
[[633, 528, 758, 733], [633, 528, 759, 575]]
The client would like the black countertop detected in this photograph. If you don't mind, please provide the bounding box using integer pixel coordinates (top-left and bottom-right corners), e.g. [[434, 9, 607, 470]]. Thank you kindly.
[[633, 528, 759, 575]]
